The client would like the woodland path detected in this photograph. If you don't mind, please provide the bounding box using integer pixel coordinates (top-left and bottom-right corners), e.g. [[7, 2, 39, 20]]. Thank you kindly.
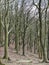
[[0, 45, 49, 65]]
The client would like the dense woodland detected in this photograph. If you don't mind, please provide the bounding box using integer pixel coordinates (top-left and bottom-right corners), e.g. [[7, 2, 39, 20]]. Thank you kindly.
[[0, 0, 49, 65]]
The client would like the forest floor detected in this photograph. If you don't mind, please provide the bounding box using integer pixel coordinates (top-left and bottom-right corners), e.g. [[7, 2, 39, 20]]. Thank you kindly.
[[0, 44, 49, 65]]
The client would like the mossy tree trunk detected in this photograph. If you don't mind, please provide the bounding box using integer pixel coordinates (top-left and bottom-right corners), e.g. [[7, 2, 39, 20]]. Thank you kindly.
[[3, 0, 9, 59], [0, 12, 1, 44], [39, 0, 47, 62], [15, 1, 19, 53], [47, 23, 49, 60], [4, 19, 8, 59], [47, 0, 49, 60]]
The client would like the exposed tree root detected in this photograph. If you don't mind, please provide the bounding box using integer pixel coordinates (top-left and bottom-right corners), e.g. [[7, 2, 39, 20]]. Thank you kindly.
[[39, 60, 49, 63], [3, 56, 11, 61]]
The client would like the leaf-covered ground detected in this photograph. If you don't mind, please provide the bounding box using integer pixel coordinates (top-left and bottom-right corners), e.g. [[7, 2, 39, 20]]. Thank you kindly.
[[0, 44, 49, 65]]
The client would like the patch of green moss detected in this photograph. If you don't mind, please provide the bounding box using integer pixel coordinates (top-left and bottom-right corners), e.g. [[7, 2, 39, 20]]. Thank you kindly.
[[0, 62, 5, 65], [0, 63, 5, 65], [0, 64, 5, 65]]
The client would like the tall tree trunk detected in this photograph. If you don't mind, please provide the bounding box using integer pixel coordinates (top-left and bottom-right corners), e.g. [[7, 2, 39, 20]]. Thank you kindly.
[[47, 25, 49, 60], [22, 17, 26, 55], [39, 0, 47, 62], [4, 20, 8, 59], [4, 0, 9, 59], [22, 29, 25, 55], [0, 12, 1, 44], [29, 30, 32, 52], [47, 0, 49, 60], [44, 9, 48, 61], [15, 25, 19, 53]]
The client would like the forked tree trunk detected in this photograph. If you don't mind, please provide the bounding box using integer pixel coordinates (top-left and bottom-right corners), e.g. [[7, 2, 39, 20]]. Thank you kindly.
[[39, 0, 47, 62]]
